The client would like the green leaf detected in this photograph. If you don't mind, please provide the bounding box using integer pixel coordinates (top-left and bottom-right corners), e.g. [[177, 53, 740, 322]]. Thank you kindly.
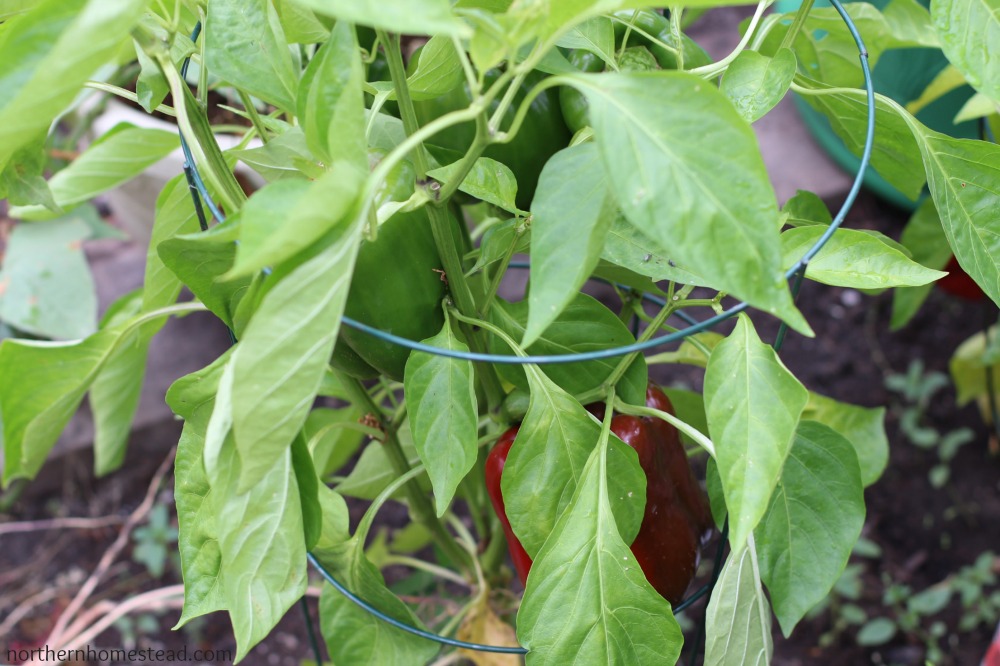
[[798, 83, 925, 202], [291, 0, 469, 37], [802, 392, 888, 487], [883, 0, 940, 47], [427, 157, 519, 213], [166, 352, 232, 626], [142, 175, 201, 314], [297, 21, 366, 166], [857, 617, 897, 646], [157, 220, 250, 328], [0, 0, 148, 167], [645, 332, 725, 368], [574, 71, 809, 335], [90, 292, 146, 476], [291, 432, 322, 550], [0, 215, 97, 339], [304, 406, 366, 476], [403, 318, 478, 516], [228, 166, 363, 278], [932, 0, 1000, 100], [768, 4, 899, 85], [336, 424, 424, 499], [662, 387, 709, 447], [206, 0, 297, 113], [318, 537, 440, 666], [406, 35, 465, 100], [704, 313, 808, 549], [229, 219, 362, 492], [721, 48, 797, 123], [0, 134, 58, 211], [782, 189, 833, 226], [210, 430, 307, 661], [910, 126, 1000, 307], [469, 217, 527, 273], [0, 303, 193, 484], [0, 0, 41, 20], [274, 0, 329, 43], [892, 199, 950, 328], [704, 541, 773, 666], [517, 432, 683, 666], [134, 38, 169, 113], [601, 214, 709, 286], [949, 327, 1000, 406], [755, 421, 866, 636], [782, 226, 946, 288], [11, 125, 180, 220], [229, 127, 316, 183], [0, 330, 114, 484], [556, 17, 616, 67], [501, 368, 646, 558], [525, 143, 614, 346], [90, 178, 200, 477], [489, 295, 647, 402], [909, 586, 952, 615]]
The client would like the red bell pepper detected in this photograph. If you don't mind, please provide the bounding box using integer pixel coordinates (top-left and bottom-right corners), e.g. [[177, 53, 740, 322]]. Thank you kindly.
[[485, 383, 713, 605]]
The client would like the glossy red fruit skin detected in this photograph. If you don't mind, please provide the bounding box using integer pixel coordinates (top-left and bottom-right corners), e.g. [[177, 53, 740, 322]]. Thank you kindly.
[[938, 256, 986, 301], [606, 413, 702, 604], [486, 384, 713, 605], [484, 425, 534, 585]]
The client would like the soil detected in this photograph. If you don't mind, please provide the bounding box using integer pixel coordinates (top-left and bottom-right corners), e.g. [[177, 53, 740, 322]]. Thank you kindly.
[[1, 187, 998, 666]]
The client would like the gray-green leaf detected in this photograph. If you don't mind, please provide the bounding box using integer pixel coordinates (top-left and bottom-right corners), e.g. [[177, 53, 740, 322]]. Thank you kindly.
[[0, 215, 96, 339]]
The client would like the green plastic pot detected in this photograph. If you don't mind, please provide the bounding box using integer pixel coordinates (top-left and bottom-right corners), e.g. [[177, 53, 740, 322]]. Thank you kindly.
[[776, 0, 978, 209]]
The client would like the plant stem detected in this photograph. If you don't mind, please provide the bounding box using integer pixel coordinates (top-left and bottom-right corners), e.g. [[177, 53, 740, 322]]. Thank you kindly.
[[669, 7, 685, 70], [604, 295, 679, 390], [615, 401, 717, 457], [779, 0, 816, 50], [342, 377, 474, 575], [378, 30, 504, 411], [689, 0, 769, 79], [382, 556, 472, 587], [237, 90, 270, 143]]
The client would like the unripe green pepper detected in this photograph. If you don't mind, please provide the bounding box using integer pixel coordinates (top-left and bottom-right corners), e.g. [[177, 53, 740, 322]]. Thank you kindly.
[[612, 9, 712, 71], [413, 68, 571, 209], [330, 151, 448, 381], [559, 49, 604, 134]]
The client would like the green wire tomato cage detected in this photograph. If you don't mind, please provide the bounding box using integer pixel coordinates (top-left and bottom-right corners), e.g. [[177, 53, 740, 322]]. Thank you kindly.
[[174, 0, 875, 660]]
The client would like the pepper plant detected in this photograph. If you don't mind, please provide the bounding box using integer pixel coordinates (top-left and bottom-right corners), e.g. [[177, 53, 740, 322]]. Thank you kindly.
[[0, 0, 998, 664]]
